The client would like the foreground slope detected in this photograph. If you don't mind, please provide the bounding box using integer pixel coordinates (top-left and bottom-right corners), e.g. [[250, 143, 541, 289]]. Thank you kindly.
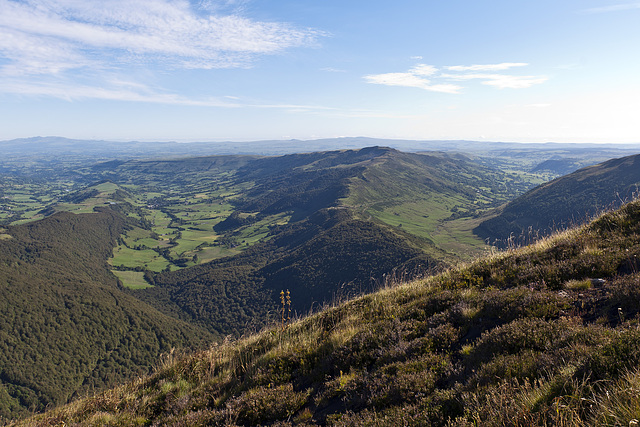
[[475, 153, 640, 246], [20, 199, 640, 426], [0, 210, 213, 421]]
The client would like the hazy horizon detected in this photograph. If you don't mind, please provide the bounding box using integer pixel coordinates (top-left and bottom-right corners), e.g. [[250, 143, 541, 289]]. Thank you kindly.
[[4, 135, 640, 150], [1, 1, 639, 143]]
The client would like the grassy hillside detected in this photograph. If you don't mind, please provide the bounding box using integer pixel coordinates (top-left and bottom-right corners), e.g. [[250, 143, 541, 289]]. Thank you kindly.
[[5, 147, 505, 351], [0, 210, 213, 421], [475, 153, 640, 246], [16, 198, 640, 426], [341, 149, 525, 257], [126, 147, 521, 336], [2, 147, 549, 259]]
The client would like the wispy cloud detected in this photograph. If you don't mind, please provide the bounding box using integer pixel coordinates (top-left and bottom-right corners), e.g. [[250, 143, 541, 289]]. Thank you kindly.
[[0, 77, 239, 106], [364, 62, 547, 93], [582, 2, 640, 13], [442, 73, 548, 89], [410, 64, 438, 76], [0, 0, 324, 102], [0, 75, 336, 112], [525, 103, 552, 108], [321, 67, 347, 73], [364, 64, 462, 94], [0, 0, 322, 74], [445, 63, 528, 72]]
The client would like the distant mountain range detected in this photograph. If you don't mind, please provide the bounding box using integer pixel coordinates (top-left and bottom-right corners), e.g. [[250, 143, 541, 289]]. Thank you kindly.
[[2, 135, 639, 162]]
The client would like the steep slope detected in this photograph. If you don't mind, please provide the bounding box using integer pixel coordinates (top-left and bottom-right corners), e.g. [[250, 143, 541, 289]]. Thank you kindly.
[[342, 150, 519, 251], [136, 207, 444, 336], [130, 147, 518, 336], [232, 147, 519, 226], [0, 210, 213, 421], [20, 199, 640, 426], [530, 157, 582, 175], [474, 153, 640, 246]]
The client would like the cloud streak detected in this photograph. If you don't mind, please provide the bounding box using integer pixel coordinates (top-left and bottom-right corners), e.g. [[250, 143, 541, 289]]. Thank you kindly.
[[0, 0, 322, 74], [364, 62, 547, 93], [0, 0, 325, 104], [0, 75, 336, 112], [446, 63, 528, 72], [582, 2, 640, 13], [364, 64, 462, 94], [442, 73, 548, 89]]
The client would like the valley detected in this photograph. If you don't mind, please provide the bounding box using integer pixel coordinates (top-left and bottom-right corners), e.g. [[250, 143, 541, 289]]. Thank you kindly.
[[0, 144, 575, 266], [14, 186, 640, 427], [1, 139, 640, 422]]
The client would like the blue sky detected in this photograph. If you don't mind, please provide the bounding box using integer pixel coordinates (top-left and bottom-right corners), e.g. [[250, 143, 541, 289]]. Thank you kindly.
[[1, 0, 639, 143]]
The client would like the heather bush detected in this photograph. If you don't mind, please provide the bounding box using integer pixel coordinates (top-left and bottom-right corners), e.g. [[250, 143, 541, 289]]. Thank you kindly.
[[226, 384, 311, 425]]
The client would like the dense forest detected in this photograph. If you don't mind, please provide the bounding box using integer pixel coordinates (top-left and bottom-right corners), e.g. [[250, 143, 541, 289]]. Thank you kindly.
[[0, 210, 212, 420]]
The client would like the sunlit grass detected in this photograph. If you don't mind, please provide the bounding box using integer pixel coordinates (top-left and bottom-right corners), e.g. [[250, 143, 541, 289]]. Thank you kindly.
[[112, 270, 153, 289], [110, 247, 170, 272]]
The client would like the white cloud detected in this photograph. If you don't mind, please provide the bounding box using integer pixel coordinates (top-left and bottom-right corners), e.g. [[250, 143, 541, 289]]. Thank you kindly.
[[365, 72, 430, 88], [481, 75, 548, 89], [410, 64, 438, 76], [0, 75, 338, 111], [197, 0, 249, 14], [0, 27, 90, 75], [364, 62, 546, 93], [446, 63, 528, 72], [0, 0, 326, 105], [364, 64, 462, 94], [0, 0, 323, 75], [0, 77, 236, 105]]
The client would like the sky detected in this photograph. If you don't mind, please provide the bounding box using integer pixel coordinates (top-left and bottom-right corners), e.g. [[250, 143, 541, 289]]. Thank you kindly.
[[1, 0, 640, 143]]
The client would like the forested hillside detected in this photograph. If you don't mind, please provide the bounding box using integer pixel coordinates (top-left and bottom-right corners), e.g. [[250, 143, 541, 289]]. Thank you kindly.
[[136, 207, 444, 336], [18, 198, 640, 426], [126, 147, 519, 336], [0, 210, 212, 421], [475, 153, 640, 246]]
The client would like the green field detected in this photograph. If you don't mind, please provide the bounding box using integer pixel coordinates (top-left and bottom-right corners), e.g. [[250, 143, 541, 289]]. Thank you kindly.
[[112, 270, 153, 289], [0, 148, 568, 266], [110, 246, 170, 272]]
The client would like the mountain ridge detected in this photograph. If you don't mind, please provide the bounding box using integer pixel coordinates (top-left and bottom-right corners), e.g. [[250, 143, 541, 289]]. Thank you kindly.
[[474, 153, 640, 246]]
